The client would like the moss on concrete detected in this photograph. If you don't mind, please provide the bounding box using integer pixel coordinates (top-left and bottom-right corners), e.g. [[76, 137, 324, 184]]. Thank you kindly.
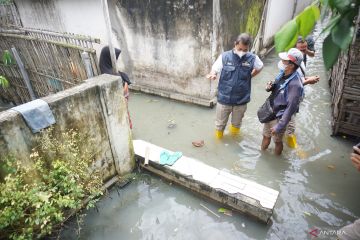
[[245, 0, 264, 37]]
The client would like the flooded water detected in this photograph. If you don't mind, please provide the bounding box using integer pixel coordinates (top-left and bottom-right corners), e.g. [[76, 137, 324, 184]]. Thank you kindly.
[[62, 24, 360, 240]]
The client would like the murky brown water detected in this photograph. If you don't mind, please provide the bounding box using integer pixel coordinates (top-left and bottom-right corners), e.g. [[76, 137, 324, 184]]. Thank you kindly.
[[62, 24, 360, 240]]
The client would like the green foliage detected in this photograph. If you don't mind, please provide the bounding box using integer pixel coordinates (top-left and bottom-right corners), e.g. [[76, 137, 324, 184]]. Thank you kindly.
[[0, 50, 14, 88], [245, 0, 263, 37], [323, 34, 341, 70], [0, 128, 103, 240], [2, 50, 14, 65], [319, 0, 359, 69], [275, 4, 321, 53], [275, 19, 299, 52], [0, 0, 12, 4], [0, 76, 9, 88], [296, 6, 318, 37], [275, 0, 360, 69]]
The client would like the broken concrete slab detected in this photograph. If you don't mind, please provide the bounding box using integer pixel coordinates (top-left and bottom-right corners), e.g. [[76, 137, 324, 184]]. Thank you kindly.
[[133, 139, 279, 223]]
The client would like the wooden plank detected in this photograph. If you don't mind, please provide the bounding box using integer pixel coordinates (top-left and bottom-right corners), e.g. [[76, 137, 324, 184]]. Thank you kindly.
[[0, 33, 96, 53], [11, 47, 36, 100]]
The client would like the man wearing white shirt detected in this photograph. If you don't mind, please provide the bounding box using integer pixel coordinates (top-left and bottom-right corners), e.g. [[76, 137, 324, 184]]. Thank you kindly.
[[207, 33, 263, 139]]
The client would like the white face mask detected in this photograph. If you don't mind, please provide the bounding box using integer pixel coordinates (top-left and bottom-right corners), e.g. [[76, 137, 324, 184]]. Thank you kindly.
[[236, 50, 246, 58], [278, 60, 286, 71]]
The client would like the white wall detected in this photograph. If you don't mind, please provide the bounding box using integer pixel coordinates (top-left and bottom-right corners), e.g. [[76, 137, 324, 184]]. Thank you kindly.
[[294, 0, 314, 15], [55, 0, 107, 42], [14, 0, 118, 53]]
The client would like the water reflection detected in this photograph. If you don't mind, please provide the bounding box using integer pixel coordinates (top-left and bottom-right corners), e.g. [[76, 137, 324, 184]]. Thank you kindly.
[[62, 22, 360, 240]]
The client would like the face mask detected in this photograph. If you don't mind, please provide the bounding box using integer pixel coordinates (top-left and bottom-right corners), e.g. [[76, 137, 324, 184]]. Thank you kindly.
[[236, 50, 246, 58], [277, 60, 287, 71]]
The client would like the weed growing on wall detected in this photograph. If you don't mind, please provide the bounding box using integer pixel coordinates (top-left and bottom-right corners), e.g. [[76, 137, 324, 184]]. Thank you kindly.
[[0, 0, 12, 4], [0, 75, 8, 88], [0, 128, 103, 240]]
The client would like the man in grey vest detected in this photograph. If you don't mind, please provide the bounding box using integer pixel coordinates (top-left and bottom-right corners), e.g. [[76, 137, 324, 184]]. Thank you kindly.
[[207, 33, 263, 139]]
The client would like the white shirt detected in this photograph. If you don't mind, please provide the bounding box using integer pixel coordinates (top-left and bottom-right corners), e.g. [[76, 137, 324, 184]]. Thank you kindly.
[[297, 61, 306, 78], [211, 51, 264, 74]]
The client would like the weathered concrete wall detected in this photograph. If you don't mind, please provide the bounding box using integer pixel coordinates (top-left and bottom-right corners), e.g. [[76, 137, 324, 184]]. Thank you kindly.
[[0, 75, 134, 180], [13, 0, 264, 106], [14, 0, 65, 31], [111, 0, 264, 106]]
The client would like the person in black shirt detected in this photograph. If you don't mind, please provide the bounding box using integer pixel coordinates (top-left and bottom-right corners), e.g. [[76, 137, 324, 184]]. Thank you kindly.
[[99, 46, 132, 128]]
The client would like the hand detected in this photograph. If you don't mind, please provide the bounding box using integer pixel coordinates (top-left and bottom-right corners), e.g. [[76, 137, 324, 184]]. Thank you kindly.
[[206, 73, 217, 80], [305, 48, 315, 57], [266, 81, 273, 91], [304, 75, 320, 85], [351, 146, 360, 171], [270, 127, 276, 135]]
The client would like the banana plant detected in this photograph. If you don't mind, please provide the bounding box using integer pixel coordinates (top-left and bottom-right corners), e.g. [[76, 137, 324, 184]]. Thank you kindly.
[[274, 0, 360, 69]]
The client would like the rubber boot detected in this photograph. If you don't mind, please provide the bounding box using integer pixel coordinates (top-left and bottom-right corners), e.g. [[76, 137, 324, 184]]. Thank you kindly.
[[286, 134, 297, 148], [215, 130, 224, 139], [229, 124, 240, 136]]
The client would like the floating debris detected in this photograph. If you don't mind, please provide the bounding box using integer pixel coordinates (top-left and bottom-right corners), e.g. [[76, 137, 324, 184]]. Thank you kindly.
[[168, 120, 177, 129], [303, 211, 311, 216], [192, 140, 204, 147], [147, 99, 159, 103], [200, 203, 220, 218], [327, 164, 336, 170], [218, 207, 233, 216]]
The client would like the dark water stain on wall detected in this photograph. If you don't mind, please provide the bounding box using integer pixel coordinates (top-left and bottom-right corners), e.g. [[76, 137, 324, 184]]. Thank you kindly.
[[111, 0, 264, 101], [220, 0, 264, 49], [117, 0, 212, 42]]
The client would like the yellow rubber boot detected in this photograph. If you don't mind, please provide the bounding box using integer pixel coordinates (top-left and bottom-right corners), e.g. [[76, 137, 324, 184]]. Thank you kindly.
[[229, 124, 240, 136], [286, 134, 297, 148], [215, 130, 224, 139]]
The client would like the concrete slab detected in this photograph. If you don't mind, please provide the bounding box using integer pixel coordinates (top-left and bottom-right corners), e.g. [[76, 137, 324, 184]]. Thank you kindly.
[[130, 85, 216, 108], [133, 140, 279, 223]]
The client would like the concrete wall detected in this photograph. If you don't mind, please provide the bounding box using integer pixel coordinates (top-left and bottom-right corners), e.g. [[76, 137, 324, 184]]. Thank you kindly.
[[111, 0, 264, 106], [11, 0, 315, 105], [14, 0, 111, 45], [13, 0, 264, 106], [0, 74, 134, 180]]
